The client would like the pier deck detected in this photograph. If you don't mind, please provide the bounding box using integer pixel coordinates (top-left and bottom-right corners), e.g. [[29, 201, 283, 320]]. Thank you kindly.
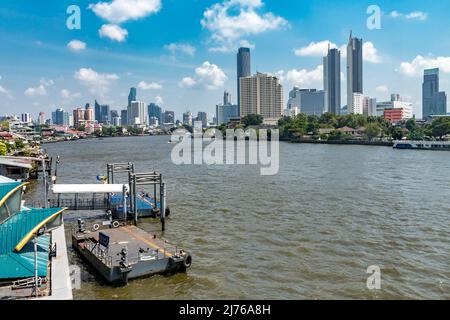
[[72, 225, 191, 284]]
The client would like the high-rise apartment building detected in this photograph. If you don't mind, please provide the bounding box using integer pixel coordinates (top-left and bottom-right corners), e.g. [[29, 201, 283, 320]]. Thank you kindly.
[[239, 73, 283, 120], [128, 101, 147, 126], [324, 46, 341, 114], [347, 32, 363, 113], [237, 47, 251, 116]]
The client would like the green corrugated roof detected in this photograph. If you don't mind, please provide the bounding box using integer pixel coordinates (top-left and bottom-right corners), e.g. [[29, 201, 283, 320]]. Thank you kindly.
[[0, 235, 50, 279], [0, 182, 22, 203], [0, 208, 64, 254], [0, 207, 65, 279]]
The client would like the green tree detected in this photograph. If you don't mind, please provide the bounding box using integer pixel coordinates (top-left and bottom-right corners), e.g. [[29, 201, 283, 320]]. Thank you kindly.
[[405, 118, 417, 132], [364, 123, 381, 141], [0, 142, 7, 156], [15, 139, 25, 149], [242, 114, 263, 127]]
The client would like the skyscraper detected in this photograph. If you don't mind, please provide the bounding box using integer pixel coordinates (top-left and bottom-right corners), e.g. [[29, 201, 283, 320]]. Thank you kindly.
[[84, 103, 94, 121], [240, 73, 283, 120], [347, 32, 363, 113], [237, 47, 251, 116], [196, 112, 208, 127], [223, 91, 231, 105], [128, 87, 137, 107], [163, 111, 175, 124], [129, 101, 147, 126], [324, 45, 341, 114], [120, 109, 128, 126], [148, 103, 162, 125], [73, 108, 85, 128], [422, 68, 447, 119]]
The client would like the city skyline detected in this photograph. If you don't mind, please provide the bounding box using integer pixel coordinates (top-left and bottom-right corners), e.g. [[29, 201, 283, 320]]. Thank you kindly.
[[1, 1, 450, 119]]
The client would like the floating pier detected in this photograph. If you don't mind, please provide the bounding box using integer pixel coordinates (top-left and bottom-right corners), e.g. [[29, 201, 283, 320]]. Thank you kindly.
[[47, 162, 191, 285], [72, 224, 191, 284]]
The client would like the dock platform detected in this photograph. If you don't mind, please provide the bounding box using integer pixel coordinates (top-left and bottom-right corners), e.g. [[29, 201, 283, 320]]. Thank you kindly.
[[72, 225, 191, 284]]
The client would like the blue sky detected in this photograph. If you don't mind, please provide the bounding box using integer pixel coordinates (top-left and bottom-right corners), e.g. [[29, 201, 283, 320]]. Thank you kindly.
[[0, 0, 449, 120]]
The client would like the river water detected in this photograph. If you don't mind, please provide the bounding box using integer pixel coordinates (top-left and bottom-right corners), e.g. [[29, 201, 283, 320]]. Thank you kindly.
[[25, 136, 450, 299]]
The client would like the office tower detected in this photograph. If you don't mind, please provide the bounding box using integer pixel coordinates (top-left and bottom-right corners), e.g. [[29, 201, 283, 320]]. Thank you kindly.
[[286, 87, 325, 116], [94, 100, 110, 123], [324, 45, 341, 114], [21, 113, 31, 124], [128, 87, 137, 107], [73, 108, 85, 128], [216, 104, 239, 125], [120, 109, 128, 126], [129, 101, 147, 126], [84, 103, 94, 121], [223, 91, 232, 105], [183, 111, 193, 126], [239, 72, 283, 119], [237, 47, 251, 116], [347, 32, 363, 113], [196, 112, 208, 127], [163, 111, 175, 124], [422, 68, 447, 118], [94, 100, 101, 122], [112, 115, 121, 127], [54, 108, 69, 126], [148, 103, 162, 125]]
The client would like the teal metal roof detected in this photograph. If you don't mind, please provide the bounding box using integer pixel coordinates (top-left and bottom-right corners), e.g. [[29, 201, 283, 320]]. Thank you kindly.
[[0, 235, 50, 279], [0, 208, 65, 280], [0, 182, 22, 203], [0, 208, 64, 254]]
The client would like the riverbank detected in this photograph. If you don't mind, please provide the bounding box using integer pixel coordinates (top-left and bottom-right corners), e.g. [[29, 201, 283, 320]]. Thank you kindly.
[[290, 138, 393, 147]]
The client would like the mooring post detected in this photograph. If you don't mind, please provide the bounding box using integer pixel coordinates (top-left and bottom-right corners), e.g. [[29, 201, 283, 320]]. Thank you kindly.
[[160, 183, 166, 232]]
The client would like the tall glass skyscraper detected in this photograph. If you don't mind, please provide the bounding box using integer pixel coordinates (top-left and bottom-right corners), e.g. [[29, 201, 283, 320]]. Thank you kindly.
[[324, 45, 341, 114], [148, 103, 162, 124], [422, 68, 447, 119], [237, 47, 251, 116], [128, 87, 137, 107], [347, 32, 363, 113]]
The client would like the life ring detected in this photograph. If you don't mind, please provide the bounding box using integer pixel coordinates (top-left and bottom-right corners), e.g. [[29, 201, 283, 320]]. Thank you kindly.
[[112, 221, 120, 228], [183, 254, 192, 269], [92, 224, 100, 231]]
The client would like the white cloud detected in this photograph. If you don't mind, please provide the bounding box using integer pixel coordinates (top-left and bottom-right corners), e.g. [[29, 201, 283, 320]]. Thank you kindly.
[[179, 61, 228, 90], [61, 89, 81, 100], [67, 40, 87, 52], [24, 78, 54, 97], [137, 81, 162, 90], [24, 85, 47, 97], [201, 0, 287, 52], [294, 41, 337, 57], [155, 95, 163, 104], [74, 68, 119, 95], [390, 10, 428, 21], [285, 65, 323, 87], [164, 43, 196, 56], [399, 55, 450, 77], [294, 40, 381, 63], [99, 24, 128, 42], [89, 0, 161, 24], [363, 42, 382, 64], [179, 77, 197, 88], [376, 85, 389, 93]]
